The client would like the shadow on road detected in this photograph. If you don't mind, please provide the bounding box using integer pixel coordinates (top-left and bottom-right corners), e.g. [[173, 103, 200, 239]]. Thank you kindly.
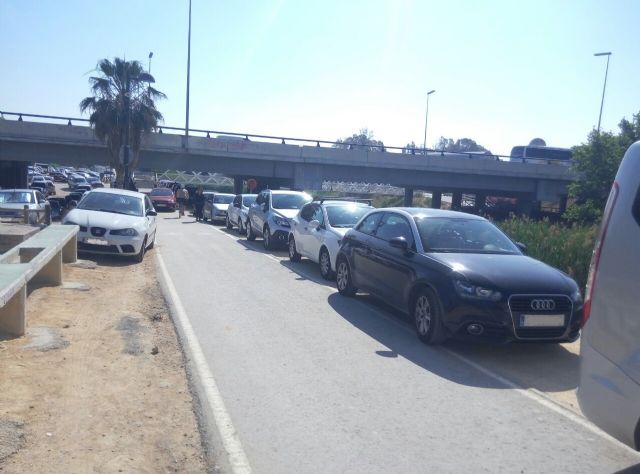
[[76, 251, 152, 267], [327, 292, 579, 393]]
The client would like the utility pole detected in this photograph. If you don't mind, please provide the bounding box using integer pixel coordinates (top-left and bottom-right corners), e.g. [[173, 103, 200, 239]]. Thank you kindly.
[[185, 0, 192, 138], [594, 52, 612, 133]]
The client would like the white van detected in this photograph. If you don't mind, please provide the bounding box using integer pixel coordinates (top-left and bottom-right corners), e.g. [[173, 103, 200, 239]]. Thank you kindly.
[[509, 146, 572, 165], [578, 140, 640, 450]]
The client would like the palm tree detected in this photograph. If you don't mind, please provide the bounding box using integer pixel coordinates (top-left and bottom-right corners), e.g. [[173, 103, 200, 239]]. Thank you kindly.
[[80, 57, 166, 186]]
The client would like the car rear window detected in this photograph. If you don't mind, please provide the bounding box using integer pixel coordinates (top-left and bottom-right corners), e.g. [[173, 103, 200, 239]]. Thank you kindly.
[[0, 191, 33, 204], [633, 185, 640, 227], [151, 188, 174, 196]]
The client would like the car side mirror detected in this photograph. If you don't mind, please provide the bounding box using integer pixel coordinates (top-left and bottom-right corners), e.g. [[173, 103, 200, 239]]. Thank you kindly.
[[515, 241, 527, 254], [147, 209, 157, 217], [309, 219, 320, 230], [390, 236, 409, 252]]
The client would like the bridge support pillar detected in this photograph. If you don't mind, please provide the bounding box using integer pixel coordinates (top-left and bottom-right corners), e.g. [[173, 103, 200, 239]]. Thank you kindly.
[[0, 161, 28, 189], [475, 193, 486, 213], [403, 187, 414, 207], [516, 197, 535, 217], [559, 195, 568, 214], [452, 192, 462, 211], [234, 177, 244, 194], [431, 192, 442, 209]]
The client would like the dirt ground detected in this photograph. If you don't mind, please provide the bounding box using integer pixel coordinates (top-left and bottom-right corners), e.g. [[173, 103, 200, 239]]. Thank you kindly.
[[0, 250, 208, 473]]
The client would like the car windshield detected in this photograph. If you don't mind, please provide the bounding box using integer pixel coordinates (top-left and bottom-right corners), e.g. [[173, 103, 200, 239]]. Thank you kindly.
[[0, 191, 33, 204], [77, 192, 143, 217], [151, 188, 174, 196], [326, 205, 372, 228], [242, 195, 257, 206], [272, 193, 312, 210], [214, 195, 234, 204], [415, 217, 520, 254]]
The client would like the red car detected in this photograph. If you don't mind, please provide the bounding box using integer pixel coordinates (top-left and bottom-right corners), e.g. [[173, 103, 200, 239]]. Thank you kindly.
[[150, 187, 176, 212]]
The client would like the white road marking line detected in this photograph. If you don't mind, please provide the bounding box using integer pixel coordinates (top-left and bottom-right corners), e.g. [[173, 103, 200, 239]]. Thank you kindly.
[[350, 297, 640, 455], [156, 250, 253, 474]]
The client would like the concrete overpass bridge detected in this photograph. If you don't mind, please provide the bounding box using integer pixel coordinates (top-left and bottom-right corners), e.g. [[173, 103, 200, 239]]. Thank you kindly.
[[0, 113, 575, 213]]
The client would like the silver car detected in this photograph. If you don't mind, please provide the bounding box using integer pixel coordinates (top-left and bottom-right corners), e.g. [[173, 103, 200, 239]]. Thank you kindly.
[[0, 189, 48, 223], [578, 140, 640, 450], [247, 189, 312, 250], [203, 192, 235, 224], [226, 194, 257, 234]]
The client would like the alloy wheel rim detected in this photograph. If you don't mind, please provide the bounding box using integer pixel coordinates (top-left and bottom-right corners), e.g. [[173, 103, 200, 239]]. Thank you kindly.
[[337, 262, 348, 290], [415, 295, 431, 335], [320, 252, 329, 274]]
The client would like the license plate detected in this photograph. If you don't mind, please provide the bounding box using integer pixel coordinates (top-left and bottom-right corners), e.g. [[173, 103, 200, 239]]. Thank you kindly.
[[84, 238, 108, 246], [520, 314, 565, 327]]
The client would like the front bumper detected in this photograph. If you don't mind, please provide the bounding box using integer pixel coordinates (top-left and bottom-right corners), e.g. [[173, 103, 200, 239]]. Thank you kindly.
[[269, 228, 290, 246], [443, 294, 582, 343], [152, 200, 176, 211], [76, 229, 144, 256]]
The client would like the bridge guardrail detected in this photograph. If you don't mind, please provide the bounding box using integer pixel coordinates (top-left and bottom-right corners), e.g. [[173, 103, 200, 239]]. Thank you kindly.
[[0, 225, 78, 337], [0, 110, 574, 165]]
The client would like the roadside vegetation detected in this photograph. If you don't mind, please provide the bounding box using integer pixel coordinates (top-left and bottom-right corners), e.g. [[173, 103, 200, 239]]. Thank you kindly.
[[496, 217, 597, 291]]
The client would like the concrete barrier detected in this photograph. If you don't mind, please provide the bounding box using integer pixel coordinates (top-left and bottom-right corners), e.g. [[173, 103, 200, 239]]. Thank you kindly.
[[0, 225, 78, 336]]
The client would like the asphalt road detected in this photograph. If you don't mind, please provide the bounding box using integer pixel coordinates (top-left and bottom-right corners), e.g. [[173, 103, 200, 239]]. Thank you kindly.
[[155, 212, 640, 473]]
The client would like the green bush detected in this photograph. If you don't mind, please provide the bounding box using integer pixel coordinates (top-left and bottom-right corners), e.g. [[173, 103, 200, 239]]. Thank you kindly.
[[496, 216, 598, 291]]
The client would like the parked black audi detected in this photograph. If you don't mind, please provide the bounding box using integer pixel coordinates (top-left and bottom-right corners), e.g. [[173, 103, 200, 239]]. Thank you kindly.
[[335, 208, 583, 344]]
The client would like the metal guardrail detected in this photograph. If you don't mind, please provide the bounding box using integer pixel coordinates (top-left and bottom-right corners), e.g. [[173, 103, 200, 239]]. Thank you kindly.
[[0, 204, 51, 226], [0, 110, 573, 165], [0, 225, 78, 337]]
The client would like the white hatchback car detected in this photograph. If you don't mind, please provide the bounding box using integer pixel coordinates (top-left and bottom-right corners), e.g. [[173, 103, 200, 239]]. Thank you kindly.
[[62, 188, 157, 262], [578, 141, 640, 450], [288, 199, 374, 279]]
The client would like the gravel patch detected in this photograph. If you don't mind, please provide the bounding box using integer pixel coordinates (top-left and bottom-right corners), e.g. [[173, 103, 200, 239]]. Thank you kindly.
[[0, 418, 25, 462]]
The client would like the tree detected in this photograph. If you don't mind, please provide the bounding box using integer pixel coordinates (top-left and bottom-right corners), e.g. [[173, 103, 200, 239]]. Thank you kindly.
[[435, 137, 489, 153], [334, 128, 384, 152], [79, 58, 166, 185], [565, 113, 640, 223]]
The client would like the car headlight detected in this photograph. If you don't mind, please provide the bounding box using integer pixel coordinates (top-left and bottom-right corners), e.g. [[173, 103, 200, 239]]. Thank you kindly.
[[272, 215, 290, 227], [454, 279, 502, 302], [110, 228, 138, 236], [571, 288, 583, 304]]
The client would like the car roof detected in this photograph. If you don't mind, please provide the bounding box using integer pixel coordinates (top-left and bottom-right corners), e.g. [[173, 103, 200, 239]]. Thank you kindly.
[[0, 189, 36, 193], [376, 207, 487, 220], [90, 188, 145, 199], [320, 200, 373, 208], [213, 193, 235, 196], [268, 189, 309, 195]]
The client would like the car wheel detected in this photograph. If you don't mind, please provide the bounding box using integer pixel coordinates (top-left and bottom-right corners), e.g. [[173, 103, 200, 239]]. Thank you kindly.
[[247, 221, 256, 241], [413, 287, 446, 344], [319, 247, 334, 280], [134, 237, 147, 263], [289, 236, 301, 262], [226, 215, 233, 229], [336, 257, 357, 296], [263, 225, 274, 250], [147, 235, 155, 249]]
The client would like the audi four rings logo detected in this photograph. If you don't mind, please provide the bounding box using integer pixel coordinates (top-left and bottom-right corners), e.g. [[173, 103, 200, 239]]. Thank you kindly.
[[531, 299, 556, 311]]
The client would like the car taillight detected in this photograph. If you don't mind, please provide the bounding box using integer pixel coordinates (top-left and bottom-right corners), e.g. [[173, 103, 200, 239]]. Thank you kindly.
[[582, 181, 619, 328]]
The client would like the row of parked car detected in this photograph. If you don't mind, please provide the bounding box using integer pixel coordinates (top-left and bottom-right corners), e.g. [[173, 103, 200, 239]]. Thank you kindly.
[[213, 169, 640, 451]]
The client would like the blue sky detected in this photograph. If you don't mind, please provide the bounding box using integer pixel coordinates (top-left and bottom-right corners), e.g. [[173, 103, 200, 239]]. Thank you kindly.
[[1, 0, 639, 155]]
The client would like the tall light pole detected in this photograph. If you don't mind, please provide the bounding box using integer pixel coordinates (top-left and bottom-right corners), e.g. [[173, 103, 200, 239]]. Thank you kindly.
[[185, 0, 192, 137], [423, 89, 436, 152], [147, 52, 153, 97], [594, 52, 612, 133]]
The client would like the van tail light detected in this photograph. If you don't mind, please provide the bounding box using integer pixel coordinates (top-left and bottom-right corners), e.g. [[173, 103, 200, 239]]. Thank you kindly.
[[582, 181, 619, 328]]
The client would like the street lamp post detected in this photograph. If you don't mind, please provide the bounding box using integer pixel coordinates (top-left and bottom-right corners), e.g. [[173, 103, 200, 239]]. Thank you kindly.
[[423, 89, 436, 153], [594, 52, 612, 133], [185, 0, 192, 137]]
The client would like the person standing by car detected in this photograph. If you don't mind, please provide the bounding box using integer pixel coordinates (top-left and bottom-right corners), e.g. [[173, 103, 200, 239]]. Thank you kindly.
[[176, 186, 189, 218], [193, 187, 205, 221]]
